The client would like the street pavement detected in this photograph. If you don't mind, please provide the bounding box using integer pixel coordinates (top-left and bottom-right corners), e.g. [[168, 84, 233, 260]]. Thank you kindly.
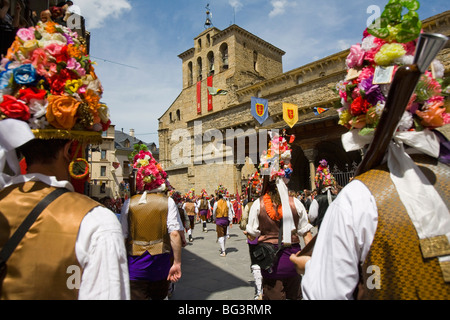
[[169, 220, 316, 300], [169, 221, 256, 300]]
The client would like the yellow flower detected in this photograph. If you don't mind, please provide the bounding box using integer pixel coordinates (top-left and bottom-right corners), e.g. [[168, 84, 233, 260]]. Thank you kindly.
[[374, 43, 406, 66], [65, 79, 83, 93], [138, 158, 149, 167], [20, 40, 38, 56]]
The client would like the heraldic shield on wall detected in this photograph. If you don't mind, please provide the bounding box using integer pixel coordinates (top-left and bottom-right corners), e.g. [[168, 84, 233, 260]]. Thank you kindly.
[[251, 97, 269, 125], [283, 103, 299, 128]]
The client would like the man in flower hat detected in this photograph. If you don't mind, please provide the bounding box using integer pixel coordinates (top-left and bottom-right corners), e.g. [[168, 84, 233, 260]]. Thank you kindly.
[[212, 185, 233, 257], [197, 189, 211, 233], [0, 21, 128, 299], [291, 0, 450, 299], [120, 144, 184, 300], [245, 131, 313, 300], [308, 159, 337, 230], [182, 190, 198, 242]]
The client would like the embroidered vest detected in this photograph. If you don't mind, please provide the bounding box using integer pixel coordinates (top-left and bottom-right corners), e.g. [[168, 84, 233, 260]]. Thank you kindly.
[[215, 199, 228, 219], [0, 181, 98, 300], [199, 199, 208, 210], [355, 155, 450, 300], [127, 193, 171, 256], [258, 197, 300, 245], [184, 202, 196, 216]]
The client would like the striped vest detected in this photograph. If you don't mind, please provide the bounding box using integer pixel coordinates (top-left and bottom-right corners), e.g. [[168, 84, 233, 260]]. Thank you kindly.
[[355, 155, 450, 299]]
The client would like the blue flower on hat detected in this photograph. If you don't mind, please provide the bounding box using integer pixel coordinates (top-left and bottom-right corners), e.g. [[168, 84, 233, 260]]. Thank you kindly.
[[0, 69, 13, 89], [13, 64, 37, 85]]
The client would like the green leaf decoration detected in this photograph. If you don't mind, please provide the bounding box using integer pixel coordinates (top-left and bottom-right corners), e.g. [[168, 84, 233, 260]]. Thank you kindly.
[[358, 127, 375, 136], [367, 0, 422, 43]]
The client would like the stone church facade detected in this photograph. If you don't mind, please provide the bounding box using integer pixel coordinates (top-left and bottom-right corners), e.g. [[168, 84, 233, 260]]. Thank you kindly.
[[158, 11, 450, 194]]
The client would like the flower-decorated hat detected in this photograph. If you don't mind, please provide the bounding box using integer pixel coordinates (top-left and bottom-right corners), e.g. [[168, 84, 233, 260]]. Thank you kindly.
[[130, 144, 168, 192], [336, 0, 448, 135], [315, 159, 336, 190], [0, 20, 110, 143], [259, 131, 294, 182], [215, 184, 227, 197], [259, 130, 296, 244]]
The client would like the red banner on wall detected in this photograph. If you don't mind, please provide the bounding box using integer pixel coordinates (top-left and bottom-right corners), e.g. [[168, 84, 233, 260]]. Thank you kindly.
[[207, 75, 213, 111], [197, 81, 202, 114]]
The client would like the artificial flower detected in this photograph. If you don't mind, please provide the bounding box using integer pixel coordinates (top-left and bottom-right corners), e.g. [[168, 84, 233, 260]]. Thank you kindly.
[[13, 64, 37, 85], [350, 96, 372, 116], [46, 95, 80, 130], [65, 79, 83, 93], [335, 2, 446, 134], [346, 44, 365, 69], [0, 69, 13, 89], [20, 40, 39, 56], [16, 28, 35, 42], [416, 100, 446, 128], [0, 95, 30, 121], [374, 43, 406, 66], [18, 87, 47, 102]]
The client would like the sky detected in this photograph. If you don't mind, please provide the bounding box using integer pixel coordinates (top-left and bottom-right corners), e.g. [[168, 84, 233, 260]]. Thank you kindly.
[[73, 0, 449, 145]]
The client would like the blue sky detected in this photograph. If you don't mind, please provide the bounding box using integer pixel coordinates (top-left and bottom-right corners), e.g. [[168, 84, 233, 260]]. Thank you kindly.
[[74, 0, 449, 145]]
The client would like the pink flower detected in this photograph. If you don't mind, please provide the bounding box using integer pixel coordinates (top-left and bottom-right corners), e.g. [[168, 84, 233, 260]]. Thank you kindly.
[[346, 44, 365, 69], [30, 48, 47, 67], [357, 66, 375, 82], [16, 28, 35, 42], [402, 41, 416, 56], [44, 43, 66, 59], [67, 58, 86, 76], [443, 112, 450, 125]]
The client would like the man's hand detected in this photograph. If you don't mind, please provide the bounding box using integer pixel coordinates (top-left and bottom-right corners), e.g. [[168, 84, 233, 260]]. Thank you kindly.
[[167, 262, 182, 283], [289, 253, 311, 275]]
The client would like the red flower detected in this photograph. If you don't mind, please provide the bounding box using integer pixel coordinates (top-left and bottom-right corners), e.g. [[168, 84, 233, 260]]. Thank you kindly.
[[48, 69, 76, 95], [0, 95, 30, 121], [18, 87, 47, 103], [350, 96, 371, 116]]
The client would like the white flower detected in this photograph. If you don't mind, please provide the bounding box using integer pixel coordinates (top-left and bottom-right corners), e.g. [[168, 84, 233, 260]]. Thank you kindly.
[[29, 116, 48, 129], [375, 101, 385, 116], [432, 60, 444, 79], [394, 54, 414, 66], [398, 111, 413, 131], [28, 99, 48, 118], [361, 35, 376, 52]]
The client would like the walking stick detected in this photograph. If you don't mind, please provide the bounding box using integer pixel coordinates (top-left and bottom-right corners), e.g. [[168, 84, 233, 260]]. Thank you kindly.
[[354, 33, 448, 177]]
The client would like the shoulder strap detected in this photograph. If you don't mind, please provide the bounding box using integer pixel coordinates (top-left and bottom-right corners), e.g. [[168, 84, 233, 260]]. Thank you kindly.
[[0, 188, 70, 267]]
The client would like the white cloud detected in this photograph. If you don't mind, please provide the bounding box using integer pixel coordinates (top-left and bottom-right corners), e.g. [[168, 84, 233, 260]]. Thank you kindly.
[[74, 0, 132, 29], [337, 39, 351, 51], [269, 0, 295, 18], [229, 0, 243, 12]]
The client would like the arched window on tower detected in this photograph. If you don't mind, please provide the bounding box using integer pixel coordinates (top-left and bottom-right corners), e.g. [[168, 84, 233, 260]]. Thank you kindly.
[[188, 61, 193, 86], [253, 50, 258, 72], [220, 43, 228, 71], [176, 109, 181, 121], [197, 57, 203, 81], [207, 51, 214, 76]]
